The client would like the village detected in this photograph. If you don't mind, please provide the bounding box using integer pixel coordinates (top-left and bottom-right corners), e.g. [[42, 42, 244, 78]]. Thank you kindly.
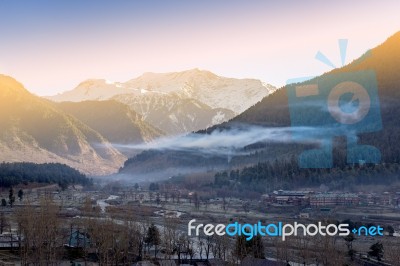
[[0, 182, 398, 265]]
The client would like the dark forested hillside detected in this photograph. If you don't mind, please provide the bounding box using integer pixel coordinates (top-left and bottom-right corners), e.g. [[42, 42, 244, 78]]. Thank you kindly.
[[120, 32, 400, 181], [0, 162, 91, 188], [232, 32, 400, 124], [214, 160, 400, 194], [207, 31, 400, 164]]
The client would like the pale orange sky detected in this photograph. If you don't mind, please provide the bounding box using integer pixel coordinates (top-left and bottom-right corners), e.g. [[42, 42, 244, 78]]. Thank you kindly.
[[0, 0, 399, 95]]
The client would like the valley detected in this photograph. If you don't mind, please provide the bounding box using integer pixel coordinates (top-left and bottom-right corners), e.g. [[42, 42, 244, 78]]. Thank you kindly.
[[0, 27, 400, 265]]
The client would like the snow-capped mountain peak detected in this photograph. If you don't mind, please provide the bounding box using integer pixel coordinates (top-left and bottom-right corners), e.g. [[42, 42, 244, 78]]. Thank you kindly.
[[47, 69, 276, 135]]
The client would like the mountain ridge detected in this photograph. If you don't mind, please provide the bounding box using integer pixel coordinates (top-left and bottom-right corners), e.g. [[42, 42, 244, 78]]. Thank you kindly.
[[46, 69, 276, 135], [55, 100, 164, 154], [119, 31, 400, 180], [0, 75, 126, 175]]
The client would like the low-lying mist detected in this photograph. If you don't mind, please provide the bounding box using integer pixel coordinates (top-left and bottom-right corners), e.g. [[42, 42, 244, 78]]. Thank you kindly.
[[98, 124, 359, 184], [112, 124, 338, 157]]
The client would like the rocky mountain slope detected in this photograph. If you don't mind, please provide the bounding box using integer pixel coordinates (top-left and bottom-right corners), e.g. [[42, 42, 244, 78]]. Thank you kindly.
[[56, 100, 163, 153], [48, 69, 276, 134], [119, 31, 400, 180], [123, 69, 275, 113], [113, 92, 235, 135], [0, 75, 126, 175]]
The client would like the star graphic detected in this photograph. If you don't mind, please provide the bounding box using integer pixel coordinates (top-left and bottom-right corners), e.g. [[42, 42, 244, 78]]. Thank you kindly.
[[352, 228, 358, 234]]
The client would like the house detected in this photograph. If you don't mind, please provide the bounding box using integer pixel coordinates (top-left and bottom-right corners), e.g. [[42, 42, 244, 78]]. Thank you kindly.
[[380, 192, 392, 206], [299, 212, 310, 219], [208, 259, 227, 266], [310, 193, 359, 207], [65, 230, 90, 249], [159, 260, 177, 266], [0, 233, 19, 250], [271, 190, 313, 206], [241, 257, 286, 266], [133, 262, 157, 266]]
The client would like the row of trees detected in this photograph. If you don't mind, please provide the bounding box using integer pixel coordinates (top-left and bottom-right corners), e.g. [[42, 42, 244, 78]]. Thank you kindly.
[[15, 197, 60, 264], [76, 200, 234, 264], [0, 162, 91, 188], [214, 160, 400, 194], [6, 194, 400, 265], [1, 187, 24, 207], [9, 196, 264, 264], [270, 233, 399, 265]]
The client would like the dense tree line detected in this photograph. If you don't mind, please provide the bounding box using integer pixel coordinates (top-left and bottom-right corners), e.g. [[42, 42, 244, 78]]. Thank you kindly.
[[214, 159, 400, 193], [0, 162, 91, 188], [120, 149, 227, 173], [205, 33, 400, 172]]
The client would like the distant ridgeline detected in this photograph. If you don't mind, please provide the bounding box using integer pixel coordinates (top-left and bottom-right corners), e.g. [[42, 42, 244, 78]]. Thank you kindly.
[[210, 32, 400, 192], [0, 162, 91, 188]]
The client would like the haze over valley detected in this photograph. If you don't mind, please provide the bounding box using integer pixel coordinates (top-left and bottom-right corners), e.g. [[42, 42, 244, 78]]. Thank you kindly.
[[2, 1, 400, 264], [2, 32, 400, 181], [1, 69, 276, 175]]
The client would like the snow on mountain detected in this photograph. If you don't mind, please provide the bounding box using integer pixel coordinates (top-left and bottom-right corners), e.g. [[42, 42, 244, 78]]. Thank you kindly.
[[47, 69, 276, 134], [47, 79, 134, 102], [113, 92, 235, 135], [125, 69, 276, 114]]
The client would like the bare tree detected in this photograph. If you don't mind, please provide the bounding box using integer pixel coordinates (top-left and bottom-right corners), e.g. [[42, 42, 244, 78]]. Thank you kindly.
[[198, 238, 204, 260], [184, 236, 196, 263], [383, 238, 400, 264], [313, 235, 345, 266], [89, 218, 116, 264], [275, 237, 294, 265], [15, 197, 60, 264], [163, 217, 179, 259], [192, 193, 200, 210], [205, 235, 214, 260], [0, 211, 8, 234], [219, 235, 231, 261], [295, 235, 313, 265]]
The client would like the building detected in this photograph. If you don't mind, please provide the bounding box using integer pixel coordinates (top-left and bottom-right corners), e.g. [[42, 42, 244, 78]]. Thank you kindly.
[[270, 190, 313, 206], [310, 193, 359, 207], [65, 230, 90, 249], [380, 192, 392, 206], [299, 212, 310, 219], [0, 233, 19, 250], [241, 257, 286, 266]]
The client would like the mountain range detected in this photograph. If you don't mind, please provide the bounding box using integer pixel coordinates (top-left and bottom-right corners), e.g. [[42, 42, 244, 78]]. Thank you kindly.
[[55, 101, 163, 153], [3, 31, 399, 179], [48, 69, 276, 134], [119, 31, 400, 181], [0, 75, 126, 175], [0, 70, 274, 175]]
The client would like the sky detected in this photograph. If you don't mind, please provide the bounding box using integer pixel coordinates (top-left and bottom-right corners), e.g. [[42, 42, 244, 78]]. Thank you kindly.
[[0, 0, 399, 96]]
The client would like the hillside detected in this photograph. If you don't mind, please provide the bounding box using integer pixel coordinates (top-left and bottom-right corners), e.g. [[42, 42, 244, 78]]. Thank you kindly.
[[0, 162, 91, 188], [226, 31, 400, 164], [113, 93, 235, 135], [123, 69, 276, 113], [0, 75, 126, 175], [119, 31, 400, 180], [56, 100, 163, 153], [48, 79, 132, 102], [47, 69, 275, 135]]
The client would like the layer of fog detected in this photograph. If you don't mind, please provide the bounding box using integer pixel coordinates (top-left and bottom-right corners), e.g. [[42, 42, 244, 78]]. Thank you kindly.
[[112, 124, 353, 157], [97, 124, 359, 183]]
